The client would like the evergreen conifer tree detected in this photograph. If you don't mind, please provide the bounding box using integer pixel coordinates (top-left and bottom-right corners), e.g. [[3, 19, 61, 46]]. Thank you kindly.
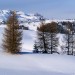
[[2, 11, 22, 54]]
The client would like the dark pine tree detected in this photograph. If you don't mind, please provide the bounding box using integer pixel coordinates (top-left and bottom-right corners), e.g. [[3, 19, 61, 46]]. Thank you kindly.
[[33, 41, 39, 53], [65, 22, 74, 55], [2, 11, 22, 54]]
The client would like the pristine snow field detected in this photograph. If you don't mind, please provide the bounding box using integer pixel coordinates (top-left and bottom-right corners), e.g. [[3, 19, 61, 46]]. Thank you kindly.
[[0, 53, 75, 75]]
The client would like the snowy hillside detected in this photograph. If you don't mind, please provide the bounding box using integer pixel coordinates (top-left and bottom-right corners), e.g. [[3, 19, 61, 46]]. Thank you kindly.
[[0, 24, 72, 53], [0, 25, 37, 52], [22, 30, 36, 52], [0, 11, 75, 75], [0, 25, 67, 53], [0, 10, 43, 24], [0, 10, 75, 25], [0, 53, 75, 75]]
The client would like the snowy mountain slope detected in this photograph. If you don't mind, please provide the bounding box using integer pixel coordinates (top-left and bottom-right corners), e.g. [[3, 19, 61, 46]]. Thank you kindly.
[[46, 19, 75, 23], [0, 10, 43, 24], [0, 10, 75, 24], [0, 14, 75, 75], [0, 10, 11, 22], [0, 53, 75, 75]]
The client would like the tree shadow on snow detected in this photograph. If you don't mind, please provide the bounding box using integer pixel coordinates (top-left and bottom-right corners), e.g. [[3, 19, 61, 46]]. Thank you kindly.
[[17, 52, 33, 55]]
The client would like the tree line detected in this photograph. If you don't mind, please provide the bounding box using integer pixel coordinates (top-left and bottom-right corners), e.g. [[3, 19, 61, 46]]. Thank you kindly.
[[33, 19, 75, 55], [2, 10, 75, 55]]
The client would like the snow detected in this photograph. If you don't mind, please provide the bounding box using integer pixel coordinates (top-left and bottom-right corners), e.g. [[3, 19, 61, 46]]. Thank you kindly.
[[57, 33, 66, 53], [46, 19, 75, 23], [0, 10, 42, 24], [0, 25, 36, 52], [0, 23, 75, 75], [0, 53, 75, 75], [17, 11, 37, 19], [0, 9, 75, 25], [22, 30, 36, 52]]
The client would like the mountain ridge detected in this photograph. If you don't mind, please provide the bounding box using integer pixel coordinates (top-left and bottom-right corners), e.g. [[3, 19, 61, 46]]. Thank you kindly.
[[0, 10, 44, 24]]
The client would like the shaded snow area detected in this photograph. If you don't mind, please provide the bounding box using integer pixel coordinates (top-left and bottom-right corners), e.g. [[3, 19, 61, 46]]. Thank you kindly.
[[0, 53, 75, 75]]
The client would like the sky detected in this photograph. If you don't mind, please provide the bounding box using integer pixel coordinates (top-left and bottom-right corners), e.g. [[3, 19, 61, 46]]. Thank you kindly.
[[0, 0, 75, 19]]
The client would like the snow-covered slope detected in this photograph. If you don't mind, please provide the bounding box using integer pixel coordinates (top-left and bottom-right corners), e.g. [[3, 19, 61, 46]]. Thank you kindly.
[[0, 10, 43, 24], [0, 25, 37, 52], [0, 10, 75, 24], [22, 30, 36, 52], [46, 19, 75, 23], [0, 25, 70, 53], [0, 10, 11, 22], [0, 26, 75, 75], [0, 11, 75, 75], [0, 53, 75, 75]]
